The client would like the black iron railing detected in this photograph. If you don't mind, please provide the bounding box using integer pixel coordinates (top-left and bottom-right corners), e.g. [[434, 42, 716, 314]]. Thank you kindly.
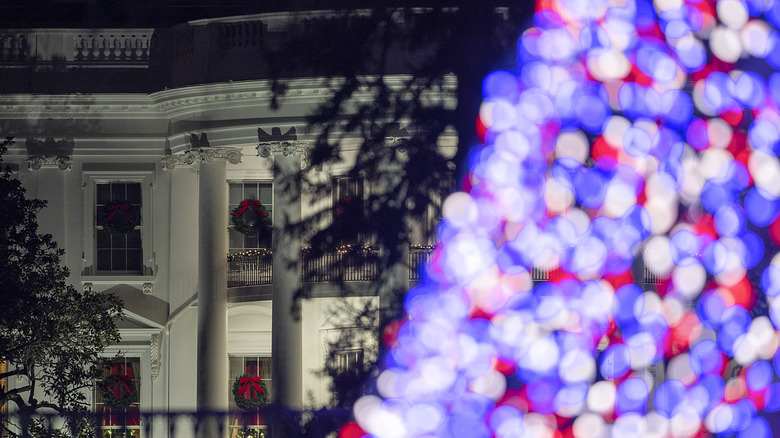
[[228, 250, 273, 288], [408, 245, 434, 280], [3, 407, 351, 438], [301, 247, 379, 282]]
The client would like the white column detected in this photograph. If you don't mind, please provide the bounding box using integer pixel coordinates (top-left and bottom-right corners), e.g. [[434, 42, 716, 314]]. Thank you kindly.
[[271, 153, 303, 414], [196, 158, 229, 417]]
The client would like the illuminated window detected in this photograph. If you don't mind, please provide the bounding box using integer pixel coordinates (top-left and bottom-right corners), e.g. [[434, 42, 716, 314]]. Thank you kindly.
[[335, 349, 364, 373], [94, 357, 141, 437], [229, 183, 273, 252], [229, 356, 272, 437]]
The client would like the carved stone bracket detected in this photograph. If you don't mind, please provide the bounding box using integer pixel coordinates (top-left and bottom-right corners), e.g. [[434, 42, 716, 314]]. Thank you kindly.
[[162, 147, 242, 170], [257, 141, 316, 170], [83, 282, 93, 293], [27, 155, 73, 171], [150, 333, 161, 381], [142, 282, 153, 295], [384, 137, 409, 153], [256, 140, 311, 158], [256, 126, 319, 170]]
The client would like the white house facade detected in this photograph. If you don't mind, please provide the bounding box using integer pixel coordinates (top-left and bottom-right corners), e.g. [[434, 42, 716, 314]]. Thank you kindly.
[[0, 10, 457, 437]]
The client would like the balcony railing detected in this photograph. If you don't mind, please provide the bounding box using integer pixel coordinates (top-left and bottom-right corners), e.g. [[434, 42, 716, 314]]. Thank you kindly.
[[409, 245, 434, 280], [5, 408, 350, 438], [0, 29, 153, 67], [226, 246, 674, 288], [228, 250, 273, 288], [301, 246, 379, 282]]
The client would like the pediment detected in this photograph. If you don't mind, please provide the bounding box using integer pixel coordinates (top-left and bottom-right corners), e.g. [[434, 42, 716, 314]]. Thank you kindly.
[[104, 284, 168, 329]]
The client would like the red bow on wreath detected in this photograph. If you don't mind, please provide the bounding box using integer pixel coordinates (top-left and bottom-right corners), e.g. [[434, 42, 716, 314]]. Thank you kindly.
[[109, 364, 134, 398], [234, 200, 267, 217], [237, 376, 264, 399], [105, 203, 134, 221]]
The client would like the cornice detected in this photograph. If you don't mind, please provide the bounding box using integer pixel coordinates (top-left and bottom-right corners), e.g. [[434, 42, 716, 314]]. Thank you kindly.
[[150, 75, 456, 119], [0, 94, 161, 119], [0, 75, 456, 121]]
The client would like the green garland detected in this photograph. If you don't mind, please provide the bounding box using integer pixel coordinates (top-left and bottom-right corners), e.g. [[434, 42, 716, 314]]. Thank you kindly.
[[232, 374, 268, 409], [99, 201, 141, 234], [231, 200, 272, 238], [98, 375, 136, 409]]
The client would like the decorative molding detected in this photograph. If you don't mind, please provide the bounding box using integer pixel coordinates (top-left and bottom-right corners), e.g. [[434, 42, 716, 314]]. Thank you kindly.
[[142, 282, 153, 295], [256, 127, 316, 170], [256, 141, 312, 158], [83, 282, 93, 293], [372, 123, 410, 153], [79, 276, 157, 293], [0, 29, 152, 67], [26, 137, 74, 154], [162, 147, 242, 170], [150, 333, 161, 381], [27, 155, 72, 171], [384, 137, 409, 152]]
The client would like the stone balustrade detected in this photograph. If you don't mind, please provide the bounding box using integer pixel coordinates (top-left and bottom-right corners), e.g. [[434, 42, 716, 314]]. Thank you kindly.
[[0, 29, 154, 67]]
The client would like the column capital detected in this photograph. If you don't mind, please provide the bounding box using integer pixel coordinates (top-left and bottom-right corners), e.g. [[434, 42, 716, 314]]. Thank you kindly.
[[256, 140, 313, 158], [162, 147, 242, 170], [256, 126, 319, 170], [257, 141, 317, 171], [27, 155, 73, 171]]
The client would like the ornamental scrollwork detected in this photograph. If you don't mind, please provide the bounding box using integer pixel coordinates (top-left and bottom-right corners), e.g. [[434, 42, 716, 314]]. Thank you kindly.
[[161, 147, 242, 170], [27, 155, 73, 171], [256, 141, 312, 157], [150, 333, 161, 381]]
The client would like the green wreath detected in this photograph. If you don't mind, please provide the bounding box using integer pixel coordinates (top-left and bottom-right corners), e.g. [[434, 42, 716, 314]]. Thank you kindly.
[[231, 200, 272, 237], [97, 374, 136, 409], [232, 374, 268, 409], [99, 201, 141, 234]]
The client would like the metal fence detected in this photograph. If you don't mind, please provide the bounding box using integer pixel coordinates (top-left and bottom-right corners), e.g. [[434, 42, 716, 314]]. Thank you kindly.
[[301, 248, 379, 282], [3, 407, 351, 438], [227, 252, 273, 288], [408, 246, 433, 280]]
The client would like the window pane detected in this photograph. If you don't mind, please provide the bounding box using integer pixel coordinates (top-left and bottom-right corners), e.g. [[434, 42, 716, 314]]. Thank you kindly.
[[126, 183, 141, 203], [111, 233, 126, 249], [245, 234, 259, 249], [259, 232, 271, 249], [244, 184, 258, 201], [97, 230, 111, 249], [245, 359, 259, 376], [111, 183, 127, 202], [126, 250, 142, 271], [111, 250, 127, 270], [229, 184, 243, 205], [97, 250, 111, 271], [229, 229, 244, 250], [127, 230, 141, 248], [96, 184, 111, 204], [259, 185, 272, 204], [229, 357, 244, 380]]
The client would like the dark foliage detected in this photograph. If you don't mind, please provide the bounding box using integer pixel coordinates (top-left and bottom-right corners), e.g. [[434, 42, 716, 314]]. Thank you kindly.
[[267, 4, 533, 416], [0, 138, 123, 437]]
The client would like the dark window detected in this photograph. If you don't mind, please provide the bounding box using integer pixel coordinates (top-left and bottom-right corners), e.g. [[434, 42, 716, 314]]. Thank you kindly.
[[95, 182, 142, 273], [333, 177, 365, 244]]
